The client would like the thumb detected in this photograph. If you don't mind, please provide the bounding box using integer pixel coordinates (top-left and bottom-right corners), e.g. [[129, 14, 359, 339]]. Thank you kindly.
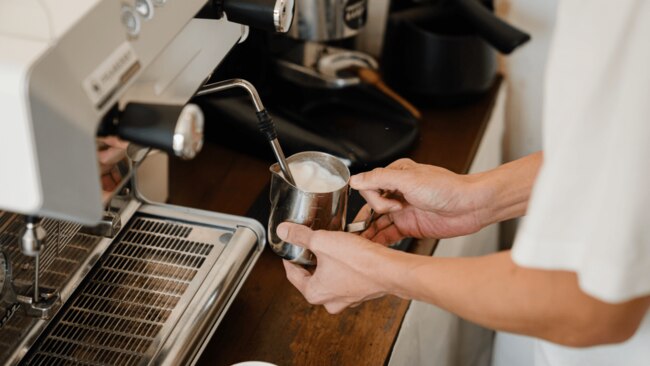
[[277, 222, 315, 250]]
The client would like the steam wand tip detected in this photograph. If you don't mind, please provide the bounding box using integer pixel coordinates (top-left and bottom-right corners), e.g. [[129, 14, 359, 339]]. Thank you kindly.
[[258, 110, 296, 186]]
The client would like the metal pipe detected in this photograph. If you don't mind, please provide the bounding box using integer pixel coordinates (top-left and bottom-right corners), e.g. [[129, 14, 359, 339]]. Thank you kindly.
[[270, 138, 294, 184], [33, 254, 40, 302], [197, 79, 265, 112], [197, 79, 296, 185]]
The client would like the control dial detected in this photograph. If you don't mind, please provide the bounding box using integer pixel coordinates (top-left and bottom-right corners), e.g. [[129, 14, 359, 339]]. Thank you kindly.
[[121, 5, 141, 37]]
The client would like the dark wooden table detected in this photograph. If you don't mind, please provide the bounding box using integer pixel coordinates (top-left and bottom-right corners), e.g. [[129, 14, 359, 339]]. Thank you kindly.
[[169, 79, 501, 366]]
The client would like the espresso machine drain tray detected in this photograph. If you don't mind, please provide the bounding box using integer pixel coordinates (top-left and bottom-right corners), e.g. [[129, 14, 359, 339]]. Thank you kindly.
[[0, 203, 263, 366]]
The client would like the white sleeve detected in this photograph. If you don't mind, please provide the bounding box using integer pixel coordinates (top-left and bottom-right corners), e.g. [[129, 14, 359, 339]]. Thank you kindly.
[[511, 0, 650, 303]]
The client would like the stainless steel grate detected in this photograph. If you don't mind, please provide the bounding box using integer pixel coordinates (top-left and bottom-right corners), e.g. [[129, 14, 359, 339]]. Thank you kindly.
[[0, 230, 102, 356], [0, 214, 83, 289], [23, 216, 226, 366], [1, 211, 95, 338], [0, 211, 12, 230]]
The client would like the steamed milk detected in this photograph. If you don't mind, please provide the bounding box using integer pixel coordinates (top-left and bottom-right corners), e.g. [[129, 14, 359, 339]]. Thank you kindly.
[[285, 161, 346, 193]]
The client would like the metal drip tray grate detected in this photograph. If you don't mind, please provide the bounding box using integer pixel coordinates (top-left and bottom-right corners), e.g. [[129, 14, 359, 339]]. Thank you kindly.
[[23, 215, 229, 366], [0, 212, 83, 290]]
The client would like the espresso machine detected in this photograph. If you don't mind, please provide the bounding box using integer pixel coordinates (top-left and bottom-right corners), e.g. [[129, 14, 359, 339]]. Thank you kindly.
[[0, 0, 293, 364], [197, 0, 421, 173]]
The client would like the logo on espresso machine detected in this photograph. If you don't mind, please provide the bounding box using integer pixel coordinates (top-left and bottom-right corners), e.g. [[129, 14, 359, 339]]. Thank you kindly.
[[344, 0, 367, 30]]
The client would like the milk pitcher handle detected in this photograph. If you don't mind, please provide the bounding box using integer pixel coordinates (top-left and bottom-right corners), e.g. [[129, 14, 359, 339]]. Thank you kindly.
[[346, 209, 377, 233]]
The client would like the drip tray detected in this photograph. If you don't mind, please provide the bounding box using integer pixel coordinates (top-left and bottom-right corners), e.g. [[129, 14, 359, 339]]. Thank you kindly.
[[21, 204, 264, 366]]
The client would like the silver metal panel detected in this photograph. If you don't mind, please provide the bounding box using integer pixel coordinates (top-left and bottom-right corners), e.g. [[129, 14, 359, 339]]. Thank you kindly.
[[3, 203, 264, 366], [7, 0, 244, 223], [24, 215, 224, 365]]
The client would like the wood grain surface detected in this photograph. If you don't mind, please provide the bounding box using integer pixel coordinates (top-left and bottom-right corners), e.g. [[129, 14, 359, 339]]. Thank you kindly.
[[168, 78, 501, 366]]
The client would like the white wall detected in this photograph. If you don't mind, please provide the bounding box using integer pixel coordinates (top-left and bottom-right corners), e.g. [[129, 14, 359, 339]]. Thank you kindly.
[[494, 3, 560, 359], [498, 0, 558, 159], [497, 0, 558, 245]]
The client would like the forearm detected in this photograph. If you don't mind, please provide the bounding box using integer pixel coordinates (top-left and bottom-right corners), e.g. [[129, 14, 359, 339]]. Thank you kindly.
[[470, 151, 543, 226], [383, 249, 649, 346]]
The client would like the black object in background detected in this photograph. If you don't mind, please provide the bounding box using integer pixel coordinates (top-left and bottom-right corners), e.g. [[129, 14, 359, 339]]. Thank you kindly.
[[454, 0, 530, 54], [382, 1, 529, 103], [389, 0, 529, 54], [198, 26, 419, 172], [196, 78, 419, 173], [383, 6, 497, 103]]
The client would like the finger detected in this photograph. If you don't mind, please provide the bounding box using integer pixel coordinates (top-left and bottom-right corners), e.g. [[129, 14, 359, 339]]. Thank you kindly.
[[101, 190, 112, 204], [352, 204, 373, 223], [361, 214, 394, 241], [110, 167, 122, 185], [101, 173, 118, 192], [324, 302, 350, 314], [99, 136, 129, 149], [283, 260, 311, 295], [277, 222, 315, 250], [98, 148, 127, 173], [359, 190, 402, 213], [350, 167, 411, 192], [371, 224, 405, 246], [385, 158, 417, 170]]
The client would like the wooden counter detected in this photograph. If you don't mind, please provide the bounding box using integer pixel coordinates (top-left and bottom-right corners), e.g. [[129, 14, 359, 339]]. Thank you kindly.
[[168, 79, 501, 366]]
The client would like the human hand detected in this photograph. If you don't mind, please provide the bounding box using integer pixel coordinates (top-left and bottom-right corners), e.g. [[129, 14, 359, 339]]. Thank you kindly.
[[97, 136, 128, 200], [350, 158, 489, 244], [278, 222, 402, 314]]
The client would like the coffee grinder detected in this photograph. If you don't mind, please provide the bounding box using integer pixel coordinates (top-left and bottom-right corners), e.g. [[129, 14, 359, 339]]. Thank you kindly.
[[274, 0, 377, 88], [273, 0, 418, 117]]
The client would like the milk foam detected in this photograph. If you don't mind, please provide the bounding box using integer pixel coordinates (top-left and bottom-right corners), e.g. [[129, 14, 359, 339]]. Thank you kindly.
[[285, 161, 346, 193]]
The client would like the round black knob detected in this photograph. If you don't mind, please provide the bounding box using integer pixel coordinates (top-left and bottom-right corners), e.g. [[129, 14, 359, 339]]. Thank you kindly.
[[220, 0, 294, 33]]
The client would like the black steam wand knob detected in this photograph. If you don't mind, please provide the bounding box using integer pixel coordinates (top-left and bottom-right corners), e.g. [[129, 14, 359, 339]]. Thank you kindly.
[[99, 103, 205, 160]]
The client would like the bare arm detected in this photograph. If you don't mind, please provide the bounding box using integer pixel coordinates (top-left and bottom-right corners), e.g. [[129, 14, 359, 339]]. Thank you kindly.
[[278, 224, 650, 347], [470, 151, 543, 226], [350, 152, 543, 243], [281, 151, 650, 347], [387, 250, 650, 347]]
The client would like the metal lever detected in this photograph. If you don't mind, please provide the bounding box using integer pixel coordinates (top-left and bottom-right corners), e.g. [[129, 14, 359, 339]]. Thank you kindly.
[[17, 216, 60, 319], [196, 78, 296, 186], [346, 209, 377, 233], [19, 216, 45, 304]]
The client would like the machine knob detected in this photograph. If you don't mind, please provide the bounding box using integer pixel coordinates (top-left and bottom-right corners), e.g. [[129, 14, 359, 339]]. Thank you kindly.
[[108, 103, 205, 160], [172, 104, 205, 160], [219, 0, 295, 33], [19, 217, 46, 257], [121, 5, 141, 36], [135, 0, 155, 20]]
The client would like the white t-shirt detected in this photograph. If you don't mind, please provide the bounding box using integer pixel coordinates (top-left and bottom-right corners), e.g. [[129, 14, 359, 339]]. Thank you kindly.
[[509, 0, 650, 364]]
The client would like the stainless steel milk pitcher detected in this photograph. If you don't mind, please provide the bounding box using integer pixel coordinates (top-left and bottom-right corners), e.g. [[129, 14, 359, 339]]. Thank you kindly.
[[268, 151, 350, 265]]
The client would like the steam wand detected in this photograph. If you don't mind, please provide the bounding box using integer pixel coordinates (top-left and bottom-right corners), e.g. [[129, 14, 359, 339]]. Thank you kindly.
[[16, 216, 60, 318], [196, 79, 296, 186]]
